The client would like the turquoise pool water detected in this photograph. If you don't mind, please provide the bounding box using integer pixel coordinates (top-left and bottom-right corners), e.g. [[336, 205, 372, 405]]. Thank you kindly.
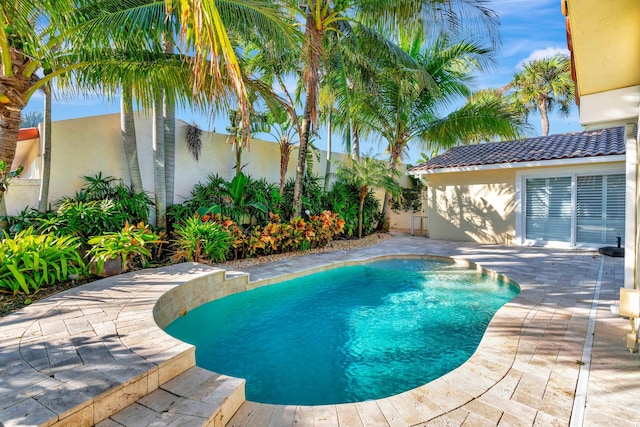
[[165, 258, 519, 405]]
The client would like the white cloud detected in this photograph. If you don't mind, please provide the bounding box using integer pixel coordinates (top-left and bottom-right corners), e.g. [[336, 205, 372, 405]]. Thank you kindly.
[[517, 47, 570, 69]]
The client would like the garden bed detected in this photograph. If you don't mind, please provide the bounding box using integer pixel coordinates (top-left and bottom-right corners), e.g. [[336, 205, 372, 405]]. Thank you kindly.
[[0, 233, 389, 318]]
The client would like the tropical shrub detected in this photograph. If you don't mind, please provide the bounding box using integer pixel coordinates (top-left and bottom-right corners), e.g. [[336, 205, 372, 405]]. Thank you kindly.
[[35, 174, 153, 239], [323, 180, 380, 238], [87, 222, 164, 275], [308, 211, 346, 247], [1, 206, 44, 236], [196, 172, 268, 226], [281, 175, 324, 219], [72, 173, 153, 224], [391, 187, 423, 213], [0, 228, 85, 295], [37, 199, 130, 240], [173, 217, 233, 263]]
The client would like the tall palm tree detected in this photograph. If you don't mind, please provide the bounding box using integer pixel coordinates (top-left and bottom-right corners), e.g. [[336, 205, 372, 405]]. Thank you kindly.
[[290, 0, 503, 219], [336, 155, 400, 238], [356, 34, 527, 225], [508, 54, 574, 136]]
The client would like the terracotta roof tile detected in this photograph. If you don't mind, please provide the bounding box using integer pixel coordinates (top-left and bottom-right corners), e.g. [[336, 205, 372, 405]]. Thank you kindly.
[[408, 126, 626, 173]]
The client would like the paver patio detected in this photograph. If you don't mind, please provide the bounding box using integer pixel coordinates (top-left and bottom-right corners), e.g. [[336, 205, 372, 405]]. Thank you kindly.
[[0, 234, 638, 426]]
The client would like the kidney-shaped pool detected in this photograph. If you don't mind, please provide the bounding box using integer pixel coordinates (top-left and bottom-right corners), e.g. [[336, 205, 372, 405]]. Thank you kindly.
[[164, 257, 519, 405]]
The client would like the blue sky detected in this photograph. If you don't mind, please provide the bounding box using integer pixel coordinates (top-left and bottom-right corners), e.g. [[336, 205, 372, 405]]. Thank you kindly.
[[23, 0, 581, 165]]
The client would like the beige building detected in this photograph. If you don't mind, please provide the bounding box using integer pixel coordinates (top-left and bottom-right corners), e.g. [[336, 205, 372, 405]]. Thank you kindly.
[[408, 127, 627, 248], [563, 0, 640, 289]]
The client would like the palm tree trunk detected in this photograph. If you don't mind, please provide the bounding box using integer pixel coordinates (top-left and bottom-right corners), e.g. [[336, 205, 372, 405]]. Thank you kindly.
[[352, 124, 360, 160], [163, 38, 176, 207], [37, 84, 52, 212], [279, 140, 290, 196], [0, 107, 23, 207], [163, 93, 175, 205], [382, 143, 403, 231], [293, 13, 322, 219], [293, 110, 312, 218], [358, 187, 367, 239], [539, 100, 550, 136], [153, 95, 166, 229], [235, 142, 243, 178], [120, 86, 144, 194], [323, 110, 332, 193]]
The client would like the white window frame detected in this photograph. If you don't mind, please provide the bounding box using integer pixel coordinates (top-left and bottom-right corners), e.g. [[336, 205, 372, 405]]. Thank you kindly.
[[515, 163, 625, 248]]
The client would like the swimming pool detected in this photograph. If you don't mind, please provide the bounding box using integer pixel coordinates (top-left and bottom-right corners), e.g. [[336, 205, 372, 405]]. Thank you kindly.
[[165, 257, 519, 405]]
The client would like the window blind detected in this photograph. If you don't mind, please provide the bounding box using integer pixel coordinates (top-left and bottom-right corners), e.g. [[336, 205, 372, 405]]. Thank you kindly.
[[525, 176, 572, 242]]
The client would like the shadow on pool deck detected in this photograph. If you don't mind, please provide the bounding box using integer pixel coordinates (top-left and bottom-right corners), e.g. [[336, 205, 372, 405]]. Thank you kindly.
[[0, 235, 638, 426]]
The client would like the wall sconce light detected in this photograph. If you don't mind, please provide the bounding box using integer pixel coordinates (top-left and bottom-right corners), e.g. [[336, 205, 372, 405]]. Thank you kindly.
[[619, 288, 640, 352]]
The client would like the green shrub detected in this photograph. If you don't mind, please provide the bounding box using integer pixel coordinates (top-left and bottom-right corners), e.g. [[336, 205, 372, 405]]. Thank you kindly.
[[37, 199, 130, 239], [0, 228, 85, 295], [173, 217, 232, 263], [391, 187, 423, 213], [1, 206, 45, 236], [323, 180, 380, 238], [87, 222, 164, 275], [281, 175, 324, 219]]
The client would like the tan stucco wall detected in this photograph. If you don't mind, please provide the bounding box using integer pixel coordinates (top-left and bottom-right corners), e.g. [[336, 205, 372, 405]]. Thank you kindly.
[[7, 113, 348, 211], [8, 113, 415, 216], [427, 169, 516, 244]]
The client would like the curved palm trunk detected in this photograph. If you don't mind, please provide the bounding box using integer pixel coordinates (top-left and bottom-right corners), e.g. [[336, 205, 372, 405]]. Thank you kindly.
[[323, 110, 332, 193], [163, 38, 176, 207], [538, 99, 550, 136], [38, 84, 52, 212], [121, 86, 144, 194], [153, 95, 166, 229], [0, 108, 23, 206]]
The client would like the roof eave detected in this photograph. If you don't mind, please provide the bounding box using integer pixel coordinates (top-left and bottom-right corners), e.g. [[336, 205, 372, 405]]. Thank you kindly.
[[407, 154, 626, 177]]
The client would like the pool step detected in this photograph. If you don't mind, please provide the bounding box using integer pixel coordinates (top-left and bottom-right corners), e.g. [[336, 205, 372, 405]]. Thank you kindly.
[[99, 366, 245, 427], [223, 270, 250, 296]]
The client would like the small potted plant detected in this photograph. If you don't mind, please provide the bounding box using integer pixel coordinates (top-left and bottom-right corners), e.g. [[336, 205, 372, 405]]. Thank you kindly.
[[87, 222, 164, 277]]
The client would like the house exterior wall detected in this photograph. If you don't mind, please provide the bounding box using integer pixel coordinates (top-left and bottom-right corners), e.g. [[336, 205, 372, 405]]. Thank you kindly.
[[425, 160, 626, 246], [427, 169, 516, 244]]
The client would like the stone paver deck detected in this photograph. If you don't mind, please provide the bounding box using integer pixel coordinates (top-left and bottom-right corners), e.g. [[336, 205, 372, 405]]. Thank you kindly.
[[0, 235, 638, 426]]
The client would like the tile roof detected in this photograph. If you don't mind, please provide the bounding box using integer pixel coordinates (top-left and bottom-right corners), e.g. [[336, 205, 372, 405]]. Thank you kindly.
[[408, 126, 626, 173]]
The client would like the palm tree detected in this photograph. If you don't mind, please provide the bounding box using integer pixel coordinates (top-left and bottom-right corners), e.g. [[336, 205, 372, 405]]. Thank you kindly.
[[356, 34, 527, 225], [0, 0, 296, 206], [508, 54, 574, 136], [290, 0, 503, 219], [336, 155, 400, 238]]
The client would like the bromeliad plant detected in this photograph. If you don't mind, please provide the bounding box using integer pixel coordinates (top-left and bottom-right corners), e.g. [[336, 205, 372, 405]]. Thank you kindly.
[[0, 228, 85, 295], [87, 222, 164, 276]]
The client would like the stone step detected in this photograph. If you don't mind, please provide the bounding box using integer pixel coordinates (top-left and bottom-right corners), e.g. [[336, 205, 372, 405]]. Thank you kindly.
[[99, 366, 245, 427]]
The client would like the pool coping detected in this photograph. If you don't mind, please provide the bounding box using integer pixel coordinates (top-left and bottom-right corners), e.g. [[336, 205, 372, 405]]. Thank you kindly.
[[0, 235, 631, 426]]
